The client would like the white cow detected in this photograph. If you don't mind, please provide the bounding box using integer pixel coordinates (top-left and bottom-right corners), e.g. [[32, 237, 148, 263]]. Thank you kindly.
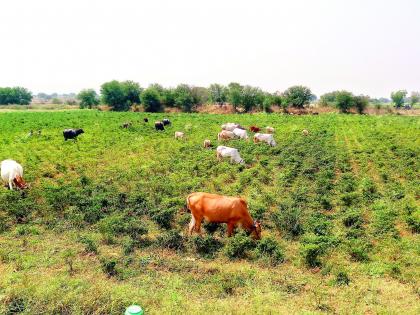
[[266, 126, 275, 134], [1, 160, 28, 190], [253, 133, 277, 147], [175, 131, 185, 139], [221, 123, 244, 131], [218, 130, 237, 141], [216, 146, 244, 164], [232, 128, 249, 140]]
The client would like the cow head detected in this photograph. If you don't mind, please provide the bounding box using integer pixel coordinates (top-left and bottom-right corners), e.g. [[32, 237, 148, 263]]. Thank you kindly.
[[251, 221, 262, 240], [76, 129, 85, 135], [13, 175, 28, 190]]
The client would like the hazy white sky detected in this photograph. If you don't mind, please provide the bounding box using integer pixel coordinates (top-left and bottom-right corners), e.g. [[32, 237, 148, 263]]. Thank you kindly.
[[0, 0, 419, 98]]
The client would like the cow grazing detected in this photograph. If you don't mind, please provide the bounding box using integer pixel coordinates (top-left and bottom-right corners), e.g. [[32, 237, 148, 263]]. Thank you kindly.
[[186, 192, 261, 239], [217, 130, 236, 141], [155, 121, 164, 131], [144, 118, 149, 123], [302, 129, 309, 136], [1, 160, 28, 190], [232, 128, 249, 140], [63, 129, 84, 141], [221, 123, 244, 131], [162, 118, 171, 126], [121, 122, 132, 129], [203, 139, 211, 148], [250, 126, 261, 133], [266, 126, 275, 134], [216, 146, 244, 164], [175, 131, 185, 139], [253, 133, 277, 147]]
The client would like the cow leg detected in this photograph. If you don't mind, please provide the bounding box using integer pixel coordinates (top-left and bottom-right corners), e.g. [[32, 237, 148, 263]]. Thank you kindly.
[[216, 152, 222, 161], [194, 218, 203, 235], [8, 180, 13, 190], [188, 216, 196, 235], [227, 222, 235, 237]]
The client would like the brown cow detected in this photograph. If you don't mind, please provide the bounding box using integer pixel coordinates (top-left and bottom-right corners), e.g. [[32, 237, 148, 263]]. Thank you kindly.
[[250, 126, 261, 133], [217, 130, 236, 141], [186, 192, 261, 239]]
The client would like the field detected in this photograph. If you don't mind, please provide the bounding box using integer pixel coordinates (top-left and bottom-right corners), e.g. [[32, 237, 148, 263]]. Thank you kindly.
[[0, 110, 419, 314]]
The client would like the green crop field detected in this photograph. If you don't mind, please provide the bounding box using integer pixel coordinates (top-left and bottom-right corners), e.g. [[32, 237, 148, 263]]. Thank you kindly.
[[0, 110, 419, 314]]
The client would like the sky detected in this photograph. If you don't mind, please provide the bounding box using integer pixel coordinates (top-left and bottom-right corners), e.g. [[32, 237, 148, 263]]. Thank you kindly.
[[0, 0, 419, 98]]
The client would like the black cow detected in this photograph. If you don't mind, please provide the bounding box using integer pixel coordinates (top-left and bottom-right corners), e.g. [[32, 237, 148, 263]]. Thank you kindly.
[[144, 118, 149, 123], [63, 129, 84, 141], [155, 121, 164, 131], [162, 118, 171, 126]]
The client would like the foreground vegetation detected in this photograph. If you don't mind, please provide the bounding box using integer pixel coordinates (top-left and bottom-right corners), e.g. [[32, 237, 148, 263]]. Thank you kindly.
[[0, 111, 419, 314]]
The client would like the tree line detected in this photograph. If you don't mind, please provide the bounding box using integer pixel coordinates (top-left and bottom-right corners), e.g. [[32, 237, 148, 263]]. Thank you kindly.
[[76, 80, 316, 113], [2, 82, 419, 113], [0, 87, 32, 105]]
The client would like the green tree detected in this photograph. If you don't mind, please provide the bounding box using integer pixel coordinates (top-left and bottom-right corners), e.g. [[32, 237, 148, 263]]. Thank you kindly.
[[282, 85, 312, 108], [100, 80, 129, 111], [319, 91, 339, 106], [353, 95, 369, 114], [241, 85, 264, 112], [161, 88, 176, 107], [227, 82, 243, 112], [141, 87, 162, 112], [77, 89, 99, 109], [335, 91, 354, 113], [391, 90, 407, 108], [191, 86, 209, 105], [0, 87, 32, 105], [122, 80, 142, 105], [174, 84, 195, 112], [410, 91, 419, 106], [208, 83, 227, 105]]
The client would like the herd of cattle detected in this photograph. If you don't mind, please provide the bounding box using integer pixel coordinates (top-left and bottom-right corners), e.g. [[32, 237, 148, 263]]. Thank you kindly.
[[1, 117, 310, 239]]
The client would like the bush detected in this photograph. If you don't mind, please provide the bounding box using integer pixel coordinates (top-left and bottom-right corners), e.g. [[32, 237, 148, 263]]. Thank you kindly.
[[224, 232, 255, 259], [150, 208, 176, 230], [360, 178, 379, 201], [272, 201, 304, 238], [157, 230, 185, 250], [282, 85, 313, 108], [372, 203, 398, 237], [255, 237, 285, 265], [98, 213, 148, 240], [301, 243, 323, 267], [335, 271, 350, 286], [348, 240, 370, 262], [122, 237, 135, 255], [78, 235, 98, 254], [192, 235, 223, 258], [342, 209, 364, 228], [406, 209, 420, 233], [100, 257, 119, 277], [307, 213, 333, 236]]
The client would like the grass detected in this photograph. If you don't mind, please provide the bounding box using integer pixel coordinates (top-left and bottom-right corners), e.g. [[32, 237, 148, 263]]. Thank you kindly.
[[0, 110, 419, 314]]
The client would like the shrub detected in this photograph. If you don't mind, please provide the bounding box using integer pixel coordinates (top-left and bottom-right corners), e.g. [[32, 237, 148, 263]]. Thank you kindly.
[[342, 209, 364, 228], [372, 203, 398, 237], [78, 235, 98, 254], [157, 230, 185, 250], [192, 235, 223, 258], [150, 208, 176, 230], [100, 257, 119, 277], [203, 222, 222, 234], [272, 201, 304, 238], [122, 237, 135, 255], [348, 240, 370, 262], [98, 213, 148, 240], [335, 270, 350, 286], [360, 178, 379, 201], [301, 243, 323, 267], [406, 209, 420, 233], [255, 237, 285, 265], [224, 232, 255, 259], [308, 213, 333, 236]]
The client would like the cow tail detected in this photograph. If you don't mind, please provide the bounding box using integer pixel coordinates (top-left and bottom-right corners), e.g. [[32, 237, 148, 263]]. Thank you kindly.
[[186, 194, 192, 213]]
